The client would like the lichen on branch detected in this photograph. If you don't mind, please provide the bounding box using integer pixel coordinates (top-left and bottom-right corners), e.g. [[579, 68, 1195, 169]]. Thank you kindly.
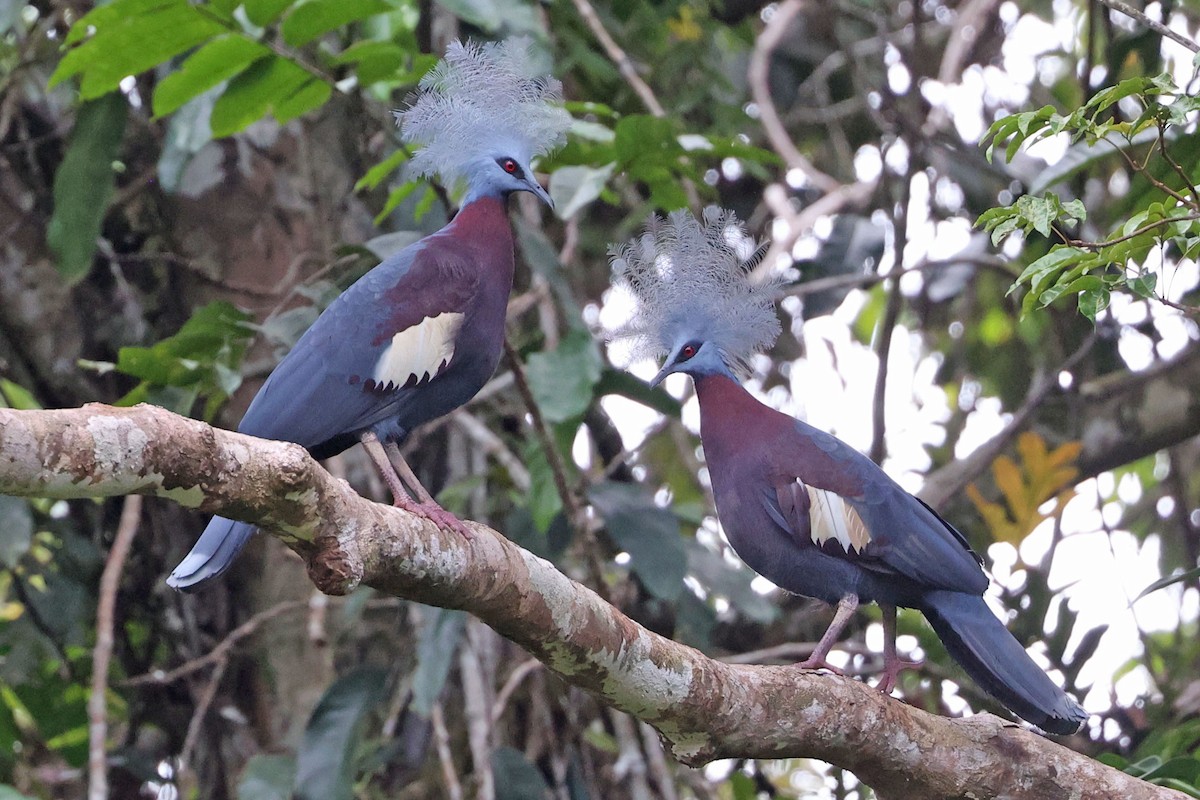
[[0, 404, 1183, 800]]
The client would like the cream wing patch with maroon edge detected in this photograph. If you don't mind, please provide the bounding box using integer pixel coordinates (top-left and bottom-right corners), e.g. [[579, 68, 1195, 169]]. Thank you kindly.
[[804, 484, 871, 553], [373, 312, 465, 390]]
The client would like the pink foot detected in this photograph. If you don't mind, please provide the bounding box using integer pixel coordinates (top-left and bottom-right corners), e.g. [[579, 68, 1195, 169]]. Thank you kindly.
[[876, 656, 922, 694], [795, 656, 846, 677], [390, 495, 474, 538], [414, 500, 474, 539]]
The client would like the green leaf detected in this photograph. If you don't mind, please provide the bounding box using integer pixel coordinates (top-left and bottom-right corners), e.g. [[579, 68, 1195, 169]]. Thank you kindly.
[[47, 93, 128, 283], [1136, 567, 1200, 601], [245, 0, 296, 26], [293, 668, 389, 800], [593, 368, 681, 418], [115, 301, 254, 418], [1077, 286, 1110, 322], [0, 787, 38, 800], [210, 56, 331, 137], [1127, 272, 1158, 299], [281, 0, 392, 47], [1010, 247, 1077, 295], [410, 607, 466, 716], [50, 0, 227, 99], [589, 482, 686, 600], [522, 434, 566, 534], [239, 754, 297, 800], [0, 497, 33, 568], [434, 0, 502, 31], [355, 150, 409, 191], [549, 163, 615, 220], [494, 748, 549, 800], [0, 380, 41, 410], [152, 34, 270, 118], [331, 40, 405, 86], [525, 330, 603, 423]]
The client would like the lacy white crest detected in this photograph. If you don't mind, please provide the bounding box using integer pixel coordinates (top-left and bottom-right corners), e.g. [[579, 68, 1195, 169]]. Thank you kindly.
[[608, 208, 782, 373], [396, 39, 570, 186]]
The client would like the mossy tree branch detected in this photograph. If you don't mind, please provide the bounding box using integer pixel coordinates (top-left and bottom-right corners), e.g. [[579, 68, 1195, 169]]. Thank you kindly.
[[0, 404, 1184, 800]]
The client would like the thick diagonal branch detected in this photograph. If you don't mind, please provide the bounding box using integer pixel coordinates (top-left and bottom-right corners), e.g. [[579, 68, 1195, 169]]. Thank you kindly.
[[0, 404, 1183, 800]]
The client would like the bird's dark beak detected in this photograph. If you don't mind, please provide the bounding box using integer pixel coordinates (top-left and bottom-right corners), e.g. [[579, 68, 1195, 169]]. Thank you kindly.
[[649, 361, 674, 388], [527, 176, 554, 210]]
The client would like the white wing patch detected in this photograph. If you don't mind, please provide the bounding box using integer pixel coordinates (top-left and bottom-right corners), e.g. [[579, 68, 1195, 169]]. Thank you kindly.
[[373, 312, 465, 389], [805, 486, 871, 553]]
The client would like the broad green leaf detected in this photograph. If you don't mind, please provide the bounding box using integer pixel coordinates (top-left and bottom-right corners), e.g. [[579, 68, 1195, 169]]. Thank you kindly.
[[1077, 286, 1109, 321], [239, 754, 297, 800], [434, 0, 502, 31], [589, 482, 686, 600], [331, 40, 405, 86], [51, 0, 227, 99], [524, 439, 563, 533], [281, 0, 392, 47], [0, 497, 33, 568], [47, 93, 128, 283], [549, 163, 615, 220], [1009, 247, 1077, 296], [293, 668, 388, 800], [525, 330, 602, 423], [493, 747, 550, 800], [152, 35, 269, 118], [355, 150, 409, 191], [685, 540, 777, 624], [210, 57, 331, 137], [0, 787, 38, 800], [275, 77, 333, 123], [245, 0, 296, 26], [116, 301, 254, 418], [0, 380, 40, 410], [410, 607, 465, 716], [593, 368, 681, 418]]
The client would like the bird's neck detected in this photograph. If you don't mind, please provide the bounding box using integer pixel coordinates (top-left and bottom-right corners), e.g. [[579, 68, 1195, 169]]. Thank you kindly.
[[446, 195, 513, 247], [694, 373, 781, 447]]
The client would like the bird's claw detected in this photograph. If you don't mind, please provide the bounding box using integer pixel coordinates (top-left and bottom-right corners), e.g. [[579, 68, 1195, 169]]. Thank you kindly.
[[390, 495, 474, 538], [795, 656, 846, 677], [415, 501, 474, 539], [875, 657, 922, 694]]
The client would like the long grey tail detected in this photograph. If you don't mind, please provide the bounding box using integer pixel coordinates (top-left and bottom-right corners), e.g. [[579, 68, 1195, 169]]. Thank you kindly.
[[919, 590, 1087, 735], [167, 517, 256, 592]]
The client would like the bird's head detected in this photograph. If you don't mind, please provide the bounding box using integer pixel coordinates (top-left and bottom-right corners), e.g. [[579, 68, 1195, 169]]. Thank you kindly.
[[396, 40, 570, 207], [607, 208, 782, 390], [650, 339, 733, 387], [459, 148, 553, 208]]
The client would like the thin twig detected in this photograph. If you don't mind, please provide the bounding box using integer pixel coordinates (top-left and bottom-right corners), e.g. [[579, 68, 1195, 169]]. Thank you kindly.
[[180, 657, 227, 768], [787, 255, 1014, 300], [747, 0, 839, 193], [1093, 0, 1200, 53], [452, 411, 531, 492], [124, 600, 309, 686], [431, 702, 464, 800], [502, 337, 583, 529], [459, 621, 496, 800], [491, 658, 543, 724], [609, 710, 653, 800], [639, 721, 680, 800], [868, 141, 914, 466], [88, 495, 142, 800], [569, 0, 665, 116], [919, 332, 1098, 509]]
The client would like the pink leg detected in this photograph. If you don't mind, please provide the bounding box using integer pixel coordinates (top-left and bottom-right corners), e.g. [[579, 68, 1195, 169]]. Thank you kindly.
[[382, 441, 473, 538], [796, 595, 859, 675], [876, 605, 922, 694]]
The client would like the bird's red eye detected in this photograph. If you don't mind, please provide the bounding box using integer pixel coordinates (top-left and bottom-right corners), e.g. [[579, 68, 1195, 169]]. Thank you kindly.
[[502, 159, 518, 174], [681, 344, 697, 359]]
